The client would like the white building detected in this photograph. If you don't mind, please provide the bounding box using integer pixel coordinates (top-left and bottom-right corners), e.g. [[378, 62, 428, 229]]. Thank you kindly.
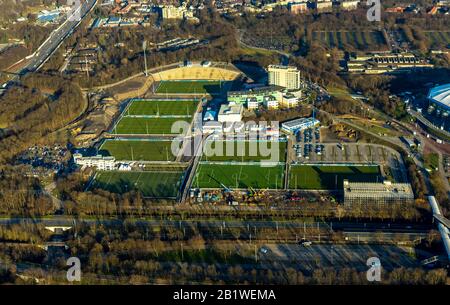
[[281, 94, 299, 108], [73, 153, 116, 170], [281, 117, 320, 134], [218, 103, 244, 123], [202, 120, 223, 134], [264, 96, 279, 109], [247, 98, 260, 110], [267, 65, 302, 90]]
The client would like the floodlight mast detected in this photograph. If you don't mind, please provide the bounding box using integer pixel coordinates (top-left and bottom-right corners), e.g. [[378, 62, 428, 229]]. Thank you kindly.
[[143, 40, 148, 77]]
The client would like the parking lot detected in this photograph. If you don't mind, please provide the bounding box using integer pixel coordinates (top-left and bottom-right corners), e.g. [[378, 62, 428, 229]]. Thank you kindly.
[[259, 243, 422, 272], [287, 127, 408, 183]]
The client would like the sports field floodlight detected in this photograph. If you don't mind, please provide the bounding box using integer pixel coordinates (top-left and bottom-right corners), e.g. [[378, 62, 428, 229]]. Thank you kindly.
[[142, 40, 148, 76]]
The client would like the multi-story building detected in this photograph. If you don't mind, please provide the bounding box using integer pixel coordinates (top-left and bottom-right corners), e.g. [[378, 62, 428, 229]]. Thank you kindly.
[[343, 180, 414, 207], [288, 1, 308, 13], [280, 94, 299, 108], [264, 96, 279, 109], [160, 5, 185, 19], [247, 98, 260, 110], [267, 65, 302, 90], [341, 0, 359, 10]]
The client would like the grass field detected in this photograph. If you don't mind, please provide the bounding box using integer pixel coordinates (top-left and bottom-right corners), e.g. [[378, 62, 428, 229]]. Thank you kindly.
[[92, 170, 184, 198], [202, 141, 287, 162], [156, 80, 223, 94], [193, 163, 285, 189], [424, 153, 439, 171], [289, 165, 381, 190], [312, 30, 388, 51], [113, 117, 189, 135], [99, 140, 177, 161], [126, 99, 199, 116]]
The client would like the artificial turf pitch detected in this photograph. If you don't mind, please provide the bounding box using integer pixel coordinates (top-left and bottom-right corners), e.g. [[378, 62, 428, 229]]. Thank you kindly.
[[156, 80, 222, 94], [288, 165, 381, 190], [92, 170, 184, 198], [112, 117, 189, 135], [193, 163, 285, 189], [99, 140, 177, 161], [126, 100, 199, 116], [202, 140, 287, 162]]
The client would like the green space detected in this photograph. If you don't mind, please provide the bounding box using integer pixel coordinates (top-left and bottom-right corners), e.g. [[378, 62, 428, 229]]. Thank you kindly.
[[327, 85, 353, 102], [424, 153, 439, 171], [126, 99, 199, 116], [99, 140, 177, 161], [91, 170, 184, 198], [312, 30, 388, 51], [202, 140, 287, 162], [289, 165, 381, 190], [193, 163, 285, 189], [156, 80, 223, 94], [112, 117, 189, 135]]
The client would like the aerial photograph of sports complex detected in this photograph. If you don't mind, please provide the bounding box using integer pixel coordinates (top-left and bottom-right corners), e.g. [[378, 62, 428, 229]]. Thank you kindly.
[[0, 0, 449, 295]]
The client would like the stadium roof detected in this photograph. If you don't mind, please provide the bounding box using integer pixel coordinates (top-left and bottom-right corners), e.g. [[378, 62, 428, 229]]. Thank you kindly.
[[428, 83, 450, 109]]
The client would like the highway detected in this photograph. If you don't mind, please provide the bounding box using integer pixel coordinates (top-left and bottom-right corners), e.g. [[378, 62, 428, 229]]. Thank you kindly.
[[18, 0, 97, 75], [0, 217, 432, 234]]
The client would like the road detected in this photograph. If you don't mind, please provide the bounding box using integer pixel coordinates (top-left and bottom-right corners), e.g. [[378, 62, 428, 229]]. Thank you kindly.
[[2, 0, 96, 81], [0, 217, 432, 234]]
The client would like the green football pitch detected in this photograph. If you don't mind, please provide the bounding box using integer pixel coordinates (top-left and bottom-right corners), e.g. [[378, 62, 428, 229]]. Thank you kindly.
[[288, 165, 381, 190], [91, 170, 184, 198], [99, 140, 178, 161], [156, 80, 223, 94], [193, 163, 285, 189], [126, 99, 199, 116], [112, 117, 189, 135], [202, 140, 287, 162]]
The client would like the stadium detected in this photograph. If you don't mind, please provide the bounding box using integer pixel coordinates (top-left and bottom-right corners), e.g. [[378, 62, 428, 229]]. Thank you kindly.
[[150, 62, 244, 96], [428, 83, 450, 116]]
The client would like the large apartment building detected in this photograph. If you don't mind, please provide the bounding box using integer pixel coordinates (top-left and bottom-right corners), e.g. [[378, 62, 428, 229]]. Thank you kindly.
[[267, 65, 302, 90]]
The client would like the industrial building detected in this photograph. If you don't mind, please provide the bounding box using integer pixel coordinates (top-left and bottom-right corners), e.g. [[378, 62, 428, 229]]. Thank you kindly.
[[343, 180, 414, 207], [281, 117, 320, 134], [267, 65, 302, 90]]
